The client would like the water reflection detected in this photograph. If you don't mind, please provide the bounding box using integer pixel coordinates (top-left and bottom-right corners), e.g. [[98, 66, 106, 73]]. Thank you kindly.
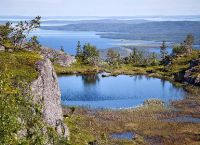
[[81, 74, 100, 85], [161, 79, 166, 88]]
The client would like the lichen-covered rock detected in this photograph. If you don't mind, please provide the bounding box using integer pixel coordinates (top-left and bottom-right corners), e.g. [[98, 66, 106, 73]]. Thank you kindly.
[[31, 58, 69, 138]]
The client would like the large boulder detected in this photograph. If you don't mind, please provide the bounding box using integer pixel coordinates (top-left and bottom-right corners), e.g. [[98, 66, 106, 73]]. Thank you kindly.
[[31, 58, 69, 138]]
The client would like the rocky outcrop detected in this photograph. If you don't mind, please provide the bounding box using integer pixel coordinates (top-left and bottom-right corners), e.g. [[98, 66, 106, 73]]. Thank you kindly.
[[41, 47, 76, 67], [31, 58, 69, 138], [184, 59, 200, 86]]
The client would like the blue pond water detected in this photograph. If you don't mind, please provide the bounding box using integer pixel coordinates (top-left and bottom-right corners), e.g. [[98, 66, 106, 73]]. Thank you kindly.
[[59, 74, 186, 109], [110, 132, 135, 140]]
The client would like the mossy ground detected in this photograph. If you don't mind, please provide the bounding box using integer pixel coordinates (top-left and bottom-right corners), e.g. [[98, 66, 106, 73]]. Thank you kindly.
[[0, 51, 42, 83], [56, 51, 199, 75]]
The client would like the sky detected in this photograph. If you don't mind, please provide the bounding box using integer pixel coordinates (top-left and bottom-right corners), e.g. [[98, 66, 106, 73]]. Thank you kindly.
[[0, 0, 200, 16]]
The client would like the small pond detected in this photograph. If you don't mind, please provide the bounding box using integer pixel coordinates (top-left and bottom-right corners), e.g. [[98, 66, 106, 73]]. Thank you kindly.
[[59, 74, 186, 109], [110, 132, 135, 140]]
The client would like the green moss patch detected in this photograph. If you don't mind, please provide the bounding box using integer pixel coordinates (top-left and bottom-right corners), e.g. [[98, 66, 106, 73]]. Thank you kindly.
[[0, 51, 42, 83]]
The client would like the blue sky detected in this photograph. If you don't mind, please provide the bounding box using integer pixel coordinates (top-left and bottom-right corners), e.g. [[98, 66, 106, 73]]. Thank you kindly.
[[0, 0, 200, 16]]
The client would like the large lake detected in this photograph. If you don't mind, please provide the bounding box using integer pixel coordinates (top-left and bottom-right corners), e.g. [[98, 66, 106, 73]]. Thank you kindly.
[[31, 29, 171, 55], [59, 74, 186, 109], [31, 29, 200, 55], [31, 29, 117, 54]]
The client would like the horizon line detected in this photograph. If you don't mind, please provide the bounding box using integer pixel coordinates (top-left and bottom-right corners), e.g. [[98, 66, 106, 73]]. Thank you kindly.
[[0, 14, 200, 17]]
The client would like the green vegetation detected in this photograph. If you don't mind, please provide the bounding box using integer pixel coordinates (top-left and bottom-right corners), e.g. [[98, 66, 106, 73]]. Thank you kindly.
[[106, 48, 120, 66], [0, 16, 41, 51], [75, 43, 100, 66], [160, 41, 168, 63], [0, 51, 41, 83], [124, 48, 159, 66], [0, 51, 39, 144], [164, 50, 199, 75], [75, 41, 82, 57], [0, 18, 69, 145], [54, 62, 101, 75], [172, 34, 194, 55]]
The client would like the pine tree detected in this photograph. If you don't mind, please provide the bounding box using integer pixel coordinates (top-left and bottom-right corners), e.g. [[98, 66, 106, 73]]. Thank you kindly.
[[76, 41, 82, 57], [82, 43, 99, 65], [160, 41, 168, 61]]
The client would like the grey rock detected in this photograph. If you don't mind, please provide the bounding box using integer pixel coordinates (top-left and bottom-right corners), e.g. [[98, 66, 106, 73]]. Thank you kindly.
[[41, 47, 76, 67], [0, 45, 5, 51], [31, 58, 69, 138]]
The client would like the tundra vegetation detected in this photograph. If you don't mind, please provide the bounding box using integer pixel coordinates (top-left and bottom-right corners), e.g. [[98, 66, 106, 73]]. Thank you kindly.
[[0, 17, 200, 145]]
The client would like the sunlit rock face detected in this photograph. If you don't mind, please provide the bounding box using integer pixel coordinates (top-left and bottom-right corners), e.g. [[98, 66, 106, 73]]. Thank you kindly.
[[31, 58, 69, 139]]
